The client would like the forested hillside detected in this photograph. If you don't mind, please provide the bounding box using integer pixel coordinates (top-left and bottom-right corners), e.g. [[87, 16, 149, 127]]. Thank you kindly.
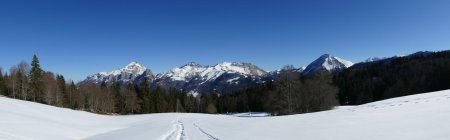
[[335, 51, 450, 105]]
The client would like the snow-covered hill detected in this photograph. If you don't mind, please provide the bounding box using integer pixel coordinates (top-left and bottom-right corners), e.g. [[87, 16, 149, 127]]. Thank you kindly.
[[2, 90, 450, 140], [303, 54, 354, 75]]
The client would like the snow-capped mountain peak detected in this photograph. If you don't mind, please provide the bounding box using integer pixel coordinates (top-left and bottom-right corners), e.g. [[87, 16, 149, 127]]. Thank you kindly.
[[183, 61, 203, 67], [200, 62, 267, 81], [98, 61, 146, 76], [113, 61, 147, 75], [83, 61, 154, 85], [157, 62, 206, 81], [211, 62, 262, 75], [124, 61, 146, 72], [303, 54, 354, 75], [365, 57, 382, 62]]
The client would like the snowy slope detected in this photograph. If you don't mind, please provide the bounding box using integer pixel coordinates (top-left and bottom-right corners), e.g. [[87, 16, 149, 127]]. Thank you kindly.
[[2, 89, 450, 140]]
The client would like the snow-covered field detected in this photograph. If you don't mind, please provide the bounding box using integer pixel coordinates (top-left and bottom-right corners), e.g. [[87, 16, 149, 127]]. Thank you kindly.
[[2, 90, 450, 140]]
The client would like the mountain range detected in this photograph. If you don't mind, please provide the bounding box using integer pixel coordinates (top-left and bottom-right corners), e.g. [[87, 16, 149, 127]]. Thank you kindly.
[[81, 54, 355, 95]]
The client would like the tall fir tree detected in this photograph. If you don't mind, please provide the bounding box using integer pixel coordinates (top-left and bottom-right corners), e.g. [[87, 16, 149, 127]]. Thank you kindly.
[[56, 75, 69, 107], [0, 68, 6, 96], [112, 82, 124, 114], [125, 83, 139, 113], [139, 78, 154, 113], [69, 81, 78, 109], [29, 55, 44, 103], [154, 86, 168, 112]]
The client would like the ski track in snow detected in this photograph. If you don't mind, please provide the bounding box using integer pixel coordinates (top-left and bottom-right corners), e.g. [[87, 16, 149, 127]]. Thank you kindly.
[[164, 118, 187, 140], [193, 122, 220, 140], [164, 116, 219, 140]]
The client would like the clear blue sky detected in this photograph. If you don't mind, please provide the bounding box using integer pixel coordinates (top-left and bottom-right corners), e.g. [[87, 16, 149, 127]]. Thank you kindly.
[[0, 0, 449, 82]]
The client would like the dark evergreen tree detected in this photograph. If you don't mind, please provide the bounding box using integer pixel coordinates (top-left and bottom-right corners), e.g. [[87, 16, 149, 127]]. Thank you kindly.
[[138, 78, 153, 113], [56, 75, 69, 107], [125, 83, 140, 113], [112, 82, 124, 114], [184, 95, 198, 113], [69, 81, 78, 109], [0, 68, 6, 96], [29, 54, 44, 103], [154, 86, 168, 112]]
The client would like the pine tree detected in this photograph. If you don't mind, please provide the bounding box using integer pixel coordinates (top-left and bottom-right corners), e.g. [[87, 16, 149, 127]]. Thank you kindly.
[[112, 82, 124, 114], [125, 83, 139, 113], [56, 75, 69, 107], [0, 68, 6, 96], [154, 86, 168, 112], [69, 81, 78, 109], [139, 78, 153, 113], [29, 55, 44, 103]]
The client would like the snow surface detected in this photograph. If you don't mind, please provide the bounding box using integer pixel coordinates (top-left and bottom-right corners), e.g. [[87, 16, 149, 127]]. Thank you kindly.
[[2, 90, 450, 140]]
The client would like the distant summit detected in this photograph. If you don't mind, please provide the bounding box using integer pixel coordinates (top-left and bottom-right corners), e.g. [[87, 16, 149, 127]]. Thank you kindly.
[[303, 54, 354, 75], [82, 62, 154, 85]]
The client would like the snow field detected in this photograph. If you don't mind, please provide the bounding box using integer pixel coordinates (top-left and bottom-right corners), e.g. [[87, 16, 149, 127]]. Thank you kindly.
[[1, 90, 450, 140]]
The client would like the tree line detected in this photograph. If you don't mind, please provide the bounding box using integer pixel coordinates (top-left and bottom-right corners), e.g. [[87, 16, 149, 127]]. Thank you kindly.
[[0, 55, 199, 114], [0, 55, 340, 115], [215, 68, 339, 115]]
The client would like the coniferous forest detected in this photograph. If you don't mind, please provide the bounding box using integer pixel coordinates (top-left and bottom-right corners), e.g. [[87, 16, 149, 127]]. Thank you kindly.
[[335, 51, 450, 105], [1, 51, 450, 115]]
